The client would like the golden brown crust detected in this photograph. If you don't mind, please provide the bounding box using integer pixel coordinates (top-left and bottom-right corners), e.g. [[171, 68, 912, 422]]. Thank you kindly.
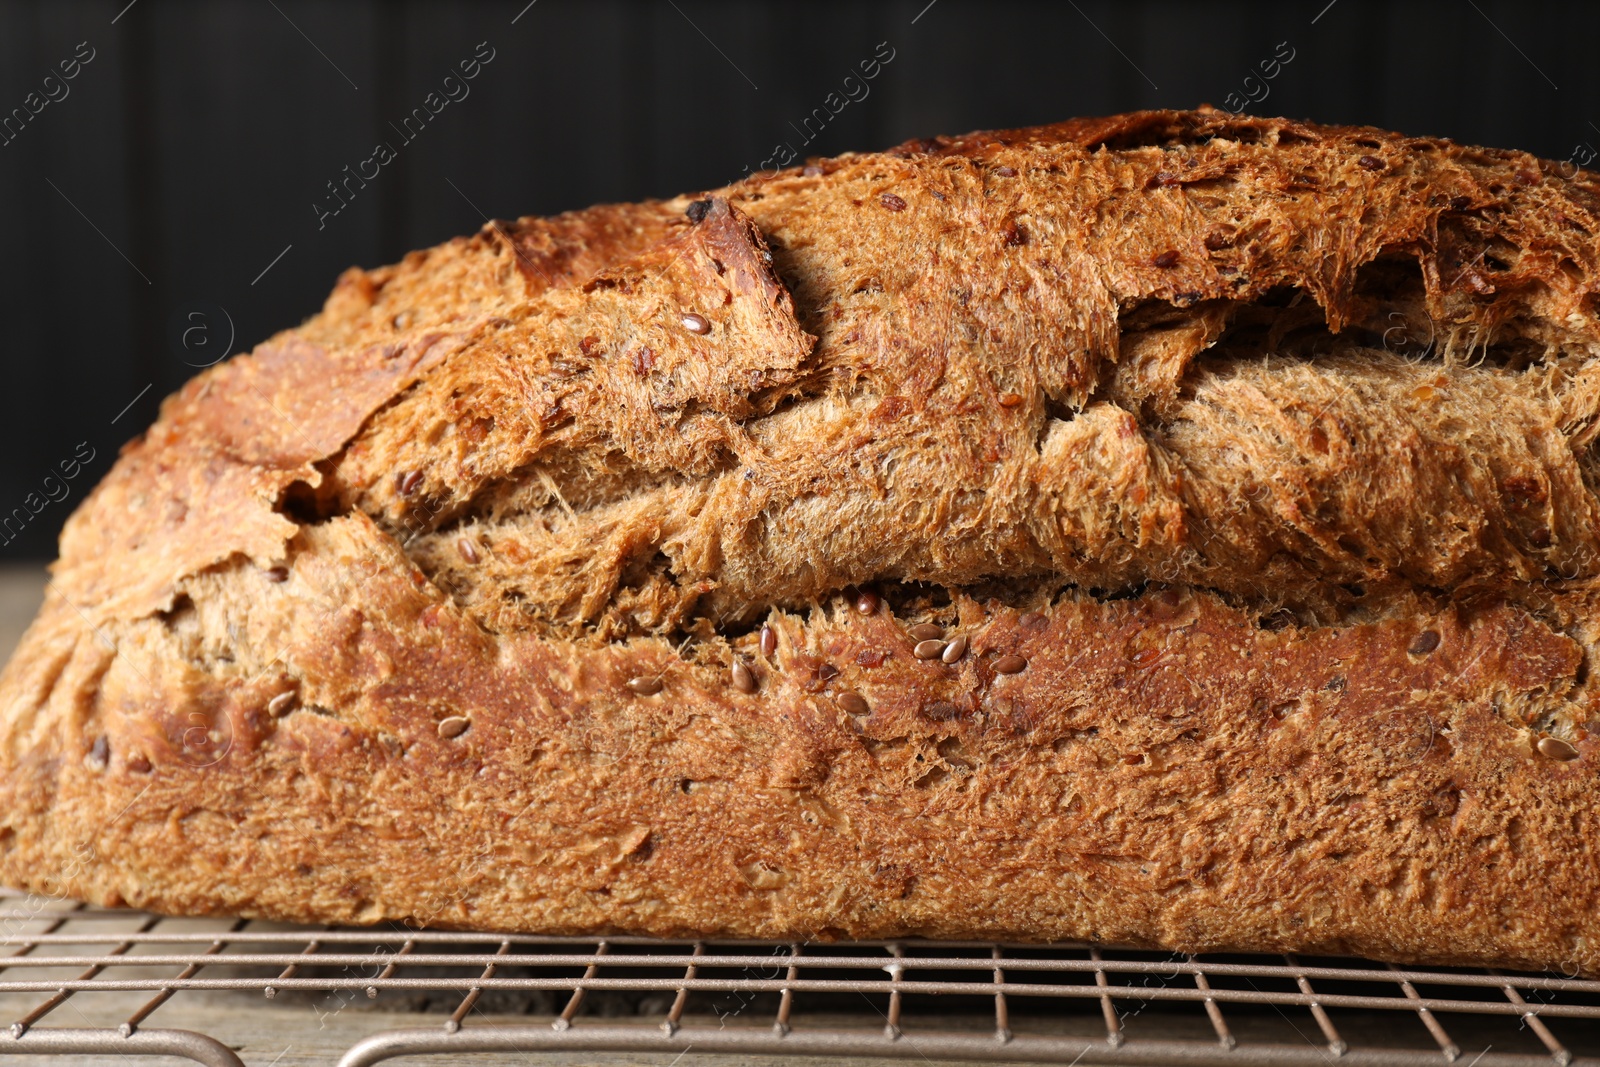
[[4, 108, 1600, 970]]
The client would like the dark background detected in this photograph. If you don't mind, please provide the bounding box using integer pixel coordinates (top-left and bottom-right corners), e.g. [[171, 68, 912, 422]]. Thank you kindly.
[[0, 0, 1595, 558]]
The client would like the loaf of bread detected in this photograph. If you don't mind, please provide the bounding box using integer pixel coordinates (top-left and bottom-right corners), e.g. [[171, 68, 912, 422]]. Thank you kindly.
[[4, 108, 1600, 972]]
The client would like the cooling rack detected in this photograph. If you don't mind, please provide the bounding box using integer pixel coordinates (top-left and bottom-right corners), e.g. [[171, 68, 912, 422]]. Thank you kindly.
[[3, 888, 1599, 1067]]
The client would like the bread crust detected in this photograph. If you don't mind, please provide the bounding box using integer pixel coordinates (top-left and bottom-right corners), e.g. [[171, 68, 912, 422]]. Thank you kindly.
[[4, 108, 1600, 970]]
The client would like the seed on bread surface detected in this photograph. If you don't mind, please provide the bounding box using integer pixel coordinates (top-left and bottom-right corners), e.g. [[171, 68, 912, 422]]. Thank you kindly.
[[1538, 736, 1580, 761], [1409, 630, 1441, 656], [837, 691, 870, 716], [993, 654, 1028, 674], [626, 675, 664, 696]]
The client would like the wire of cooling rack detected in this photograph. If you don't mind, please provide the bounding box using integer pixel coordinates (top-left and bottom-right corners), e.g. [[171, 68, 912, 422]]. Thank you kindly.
[[2, 889, 1599, 1067]]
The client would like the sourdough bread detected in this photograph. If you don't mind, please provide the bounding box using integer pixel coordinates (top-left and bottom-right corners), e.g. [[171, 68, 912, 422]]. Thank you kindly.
[[3, 108, 1600, 971]]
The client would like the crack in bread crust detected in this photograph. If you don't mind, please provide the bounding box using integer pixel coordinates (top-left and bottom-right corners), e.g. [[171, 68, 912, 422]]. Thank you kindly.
[[392, 116, 1600, 639]]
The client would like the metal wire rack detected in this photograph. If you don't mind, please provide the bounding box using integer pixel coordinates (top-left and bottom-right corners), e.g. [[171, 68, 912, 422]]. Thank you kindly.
[[3, 888, 1600, 1067]]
